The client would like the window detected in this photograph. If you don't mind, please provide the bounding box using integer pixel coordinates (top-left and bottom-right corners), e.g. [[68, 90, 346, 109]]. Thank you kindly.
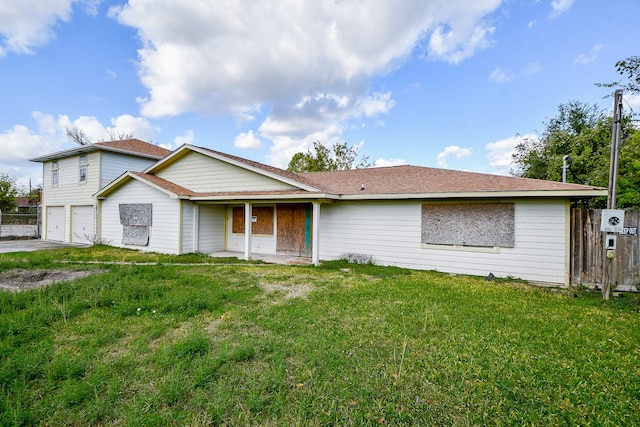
[[232, 206, 274, 235], [421, 203, 515, 248], [51, 161, 59, 186], [78, 155, 87, 183]]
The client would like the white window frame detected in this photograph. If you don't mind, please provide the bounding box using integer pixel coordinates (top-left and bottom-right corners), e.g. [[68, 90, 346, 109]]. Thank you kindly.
[[51, 161, 59, 186], [78, 155, 88, 184]]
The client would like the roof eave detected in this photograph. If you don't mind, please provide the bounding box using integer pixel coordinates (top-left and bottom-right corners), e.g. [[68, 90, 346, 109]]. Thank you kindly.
[[30, 144, 165, 163], [189, 193, 338, 202], [337, 189, 608, 200]]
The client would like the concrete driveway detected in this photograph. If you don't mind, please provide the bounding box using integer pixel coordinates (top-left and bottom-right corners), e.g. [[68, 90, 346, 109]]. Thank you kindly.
[[0, 240, 88, 253]]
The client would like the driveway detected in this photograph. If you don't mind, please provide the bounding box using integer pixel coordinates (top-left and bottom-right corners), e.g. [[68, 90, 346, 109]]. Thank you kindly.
[[0, 240, 87, 253]]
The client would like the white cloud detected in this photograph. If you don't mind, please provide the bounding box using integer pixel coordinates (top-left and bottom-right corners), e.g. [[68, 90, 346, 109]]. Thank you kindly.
[[573, 44, 605, 65], [109, 0, 504, 163], [437, 145, 472, 168], [625, 93, 640, 117], [0, 0, 102, 57], [523, 62, 542, 76], [550, 0, 575, 19], [234, 130, 263, 150], [0, 111, 157, 187], [489, 67, 514, 83], [485, 133, 538, 175], [374, 158, 407, 167]]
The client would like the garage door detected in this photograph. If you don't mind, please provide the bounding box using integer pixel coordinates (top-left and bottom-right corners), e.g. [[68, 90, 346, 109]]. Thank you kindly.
[[47, 206, 65, 241], [72, 206, 94, 244]]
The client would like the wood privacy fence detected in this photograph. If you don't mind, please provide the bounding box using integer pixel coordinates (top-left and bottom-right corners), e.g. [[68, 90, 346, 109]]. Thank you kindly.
[[571, 208, 639, 291]]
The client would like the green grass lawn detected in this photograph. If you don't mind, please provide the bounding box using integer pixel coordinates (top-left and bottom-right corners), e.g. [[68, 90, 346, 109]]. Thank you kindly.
[[0, 247, 638, 426]]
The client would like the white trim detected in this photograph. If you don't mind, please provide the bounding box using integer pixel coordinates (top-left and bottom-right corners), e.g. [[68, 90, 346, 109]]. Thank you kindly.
[[244, 202, 252, 260], [312, 202, 320, 266], [421, 243, 501, 254]]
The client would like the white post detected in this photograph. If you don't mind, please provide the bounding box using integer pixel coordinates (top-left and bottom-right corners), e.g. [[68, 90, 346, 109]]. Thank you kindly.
[[312, 202, 320, 266], [244, 202, 252, 260], [193, 205, 199, 252]]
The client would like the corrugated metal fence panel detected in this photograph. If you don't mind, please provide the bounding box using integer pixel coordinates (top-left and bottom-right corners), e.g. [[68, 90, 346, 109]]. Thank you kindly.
[[571, 208, 639, 291]]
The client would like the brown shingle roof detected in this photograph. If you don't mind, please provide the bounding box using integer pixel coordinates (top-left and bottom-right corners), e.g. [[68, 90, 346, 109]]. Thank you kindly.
[[129, 172, 192, 196], [94, 139, 171, 158], [297, 165, 604, 195]]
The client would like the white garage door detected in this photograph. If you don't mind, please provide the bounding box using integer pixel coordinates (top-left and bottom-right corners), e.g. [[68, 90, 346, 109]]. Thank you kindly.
[[72, 206, 94, 244], [47, 206, 65, 241]]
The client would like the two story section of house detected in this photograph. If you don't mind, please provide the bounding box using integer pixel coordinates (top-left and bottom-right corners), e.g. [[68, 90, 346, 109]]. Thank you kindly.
[[30, 139, 171, 244]]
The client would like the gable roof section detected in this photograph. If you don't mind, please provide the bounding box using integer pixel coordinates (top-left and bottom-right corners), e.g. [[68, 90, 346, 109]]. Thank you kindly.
[[30, 139, 171, 162], [96, 171, 193, 199], [144, 144, 322, 192], [300, 165, 606, 199]]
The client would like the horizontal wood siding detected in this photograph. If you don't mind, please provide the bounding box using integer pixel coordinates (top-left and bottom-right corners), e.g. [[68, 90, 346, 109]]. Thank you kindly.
[[156, 152, 296, 192], [319, 199, 569, 285], [100, 180, 180, 254], [100, 152, 158, 188], [198, 205, 225, 252], [42, 153, 100, 206]]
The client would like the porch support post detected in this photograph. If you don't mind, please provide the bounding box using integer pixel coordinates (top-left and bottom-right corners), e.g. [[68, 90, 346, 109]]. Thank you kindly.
[[312, 201, 320, 266], [244, 202, 252, 260]]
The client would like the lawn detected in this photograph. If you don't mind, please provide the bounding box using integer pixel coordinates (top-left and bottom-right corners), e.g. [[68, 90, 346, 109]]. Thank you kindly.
[[0, 246, 638, 426]]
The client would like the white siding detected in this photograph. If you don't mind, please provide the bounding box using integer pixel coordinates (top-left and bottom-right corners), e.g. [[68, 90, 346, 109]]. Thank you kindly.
[[99, 180, 181, 254], [181, 201, 195, 254], [100, 152, 158, 188], [198, 205, 226, 252], [318, 199, 569, 285], [43, 153, 100, 206], [156, 152, 296, 192]]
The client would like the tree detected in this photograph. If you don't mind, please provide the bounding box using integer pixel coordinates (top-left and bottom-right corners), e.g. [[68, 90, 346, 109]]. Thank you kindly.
[[287, 141, 372, 172], [512, 101, 640, 207], [598, 55, 640, 95], [0, 174, 20, 213], [65, 126, 135, 146]]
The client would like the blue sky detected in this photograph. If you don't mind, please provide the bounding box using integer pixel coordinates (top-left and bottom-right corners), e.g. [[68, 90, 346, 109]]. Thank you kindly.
[[2, 0, 639, 189]]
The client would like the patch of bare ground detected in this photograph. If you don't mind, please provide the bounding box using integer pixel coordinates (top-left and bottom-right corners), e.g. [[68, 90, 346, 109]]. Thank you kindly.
[[261, 282, 314, 300], [0, 269, 101, 292]]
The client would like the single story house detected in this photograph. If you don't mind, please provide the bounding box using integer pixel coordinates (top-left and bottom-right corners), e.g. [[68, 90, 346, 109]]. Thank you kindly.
[[95, 144, 606, 286]]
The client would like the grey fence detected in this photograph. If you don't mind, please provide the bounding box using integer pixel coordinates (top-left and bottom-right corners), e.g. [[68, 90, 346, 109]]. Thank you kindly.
[[0, 207, 41, 239], [571, 208, 639, 291]]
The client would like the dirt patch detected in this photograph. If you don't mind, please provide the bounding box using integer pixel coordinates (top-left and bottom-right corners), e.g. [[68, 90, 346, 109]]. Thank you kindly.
[[261, 282, 314, 300], [0, 269, 102, 292]]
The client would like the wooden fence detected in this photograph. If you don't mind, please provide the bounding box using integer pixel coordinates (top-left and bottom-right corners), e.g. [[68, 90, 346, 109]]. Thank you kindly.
[[571, 208, 639, 291]]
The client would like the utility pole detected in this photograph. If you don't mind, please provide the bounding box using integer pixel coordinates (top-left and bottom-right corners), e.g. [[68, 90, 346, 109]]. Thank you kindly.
[[607, 89, 623, 209], [602, 89, 624, 300]]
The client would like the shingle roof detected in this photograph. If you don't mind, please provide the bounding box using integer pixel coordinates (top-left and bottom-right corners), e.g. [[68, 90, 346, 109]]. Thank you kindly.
[[297, 165, 604, 195], [129, 172, 192, 196], [30, 138, 171, 162], [93, 139, 171, 158]]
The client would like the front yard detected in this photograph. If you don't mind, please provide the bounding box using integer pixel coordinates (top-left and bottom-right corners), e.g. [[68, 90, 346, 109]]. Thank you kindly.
[[0, 246, 638, 426]]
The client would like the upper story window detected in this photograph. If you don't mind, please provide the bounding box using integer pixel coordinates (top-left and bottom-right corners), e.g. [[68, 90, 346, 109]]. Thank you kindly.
[[51, 161, 59, 186], [78, 155, 87, 184]]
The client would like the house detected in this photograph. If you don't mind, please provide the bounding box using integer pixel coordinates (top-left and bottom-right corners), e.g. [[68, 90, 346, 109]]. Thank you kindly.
[[30, 139, 171, 244], [95, 144, 606, 286]]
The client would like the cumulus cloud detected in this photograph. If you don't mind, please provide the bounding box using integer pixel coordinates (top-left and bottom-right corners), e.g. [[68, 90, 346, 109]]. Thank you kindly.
[[489, 67, 514, 83], [109, 0, 504, 163], [574, 44, 605, 65], [0, 111, 159, 187], [0, 0, 102, 57], [550, 0, 575, 19], [437, 145, 472, 168], [485, 133, 538, 175], [234, 130, 263, 150]]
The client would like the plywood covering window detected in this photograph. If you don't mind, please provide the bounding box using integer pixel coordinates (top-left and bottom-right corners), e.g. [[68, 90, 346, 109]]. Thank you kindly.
[[421, 203, 515, 248], [232, 206, 274, 235]]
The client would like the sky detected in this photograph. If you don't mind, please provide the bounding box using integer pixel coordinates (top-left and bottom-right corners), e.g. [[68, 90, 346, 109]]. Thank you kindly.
[[2, 0, 640, 189]]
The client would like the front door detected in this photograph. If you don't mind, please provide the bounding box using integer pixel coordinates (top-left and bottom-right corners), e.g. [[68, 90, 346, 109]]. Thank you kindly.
[[276, 204, 312, 256]]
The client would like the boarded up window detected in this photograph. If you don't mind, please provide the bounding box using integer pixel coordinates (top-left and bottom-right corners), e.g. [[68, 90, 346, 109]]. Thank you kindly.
[[119, 204, 152, 246], [232, 206, 274, 235], [422, 203, 515, 248]]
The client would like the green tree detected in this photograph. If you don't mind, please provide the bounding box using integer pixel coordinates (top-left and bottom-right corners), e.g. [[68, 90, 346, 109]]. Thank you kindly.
[[512, 101, 640, 207], [287, 141, 372, 172], [0, 174, 20, 213]]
